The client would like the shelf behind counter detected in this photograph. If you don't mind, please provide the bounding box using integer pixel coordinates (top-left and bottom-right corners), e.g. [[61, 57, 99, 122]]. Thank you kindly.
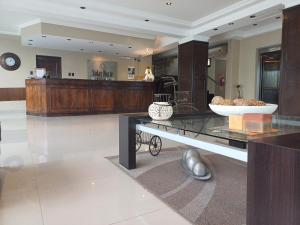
[[25, 78, 155, 116]]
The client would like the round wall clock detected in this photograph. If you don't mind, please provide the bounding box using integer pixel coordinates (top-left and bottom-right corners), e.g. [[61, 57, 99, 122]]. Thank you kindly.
[[0, 52, 21, 71]]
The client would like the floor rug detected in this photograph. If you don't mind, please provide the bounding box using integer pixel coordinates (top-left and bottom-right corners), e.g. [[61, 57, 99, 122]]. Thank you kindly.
[[107, 147, 246, 225]]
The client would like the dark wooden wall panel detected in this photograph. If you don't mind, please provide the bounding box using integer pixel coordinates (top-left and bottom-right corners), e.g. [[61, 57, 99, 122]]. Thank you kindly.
[[49, 87, 90, 113], [91, 88, 114, 112], [26, 85, 47, 114], [247, 134, 300, 225], [178, 41, 208, 112], [26, 79, 155, 116], [279, 5, 300, 116], [0, 88, 26, 101]]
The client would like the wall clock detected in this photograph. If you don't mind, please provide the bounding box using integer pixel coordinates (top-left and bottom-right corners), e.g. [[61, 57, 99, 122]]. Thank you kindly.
[[0, 52, 21, 71]]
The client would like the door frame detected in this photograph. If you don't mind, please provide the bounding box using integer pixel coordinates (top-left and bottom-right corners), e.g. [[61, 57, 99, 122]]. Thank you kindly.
[[36, 55, 62, 79], [255, 45, 281, 100]]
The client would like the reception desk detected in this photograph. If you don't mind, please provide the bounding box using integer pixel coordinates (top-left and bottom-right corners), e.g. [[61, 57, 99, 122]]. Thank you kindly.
[[26, 79, 155, 116]]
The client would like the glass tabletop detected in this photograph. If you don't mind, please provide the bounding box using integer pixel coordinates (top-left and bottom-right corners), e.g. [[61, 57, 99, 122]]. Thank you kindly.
[[137, 114, 300, 143]]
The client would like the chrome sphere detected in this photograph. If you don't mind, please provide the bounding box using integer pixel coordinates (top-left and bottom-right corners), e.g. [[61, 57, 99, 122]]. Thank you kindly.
[[186, 156, 198, 170], [184, 150, 200, 160], [193, 162, 207, 177]]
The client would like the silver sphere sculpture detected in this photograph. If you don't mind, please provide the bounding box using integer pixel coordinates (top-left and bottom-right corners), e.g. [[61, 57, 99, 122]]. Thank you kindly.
[[181, 149, 212, 181]]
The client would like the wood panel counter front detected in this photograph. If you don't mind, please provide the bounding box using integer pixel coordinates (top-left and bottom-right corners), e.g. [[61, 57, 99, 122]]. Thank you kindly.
[[26, 79, 155, 116]]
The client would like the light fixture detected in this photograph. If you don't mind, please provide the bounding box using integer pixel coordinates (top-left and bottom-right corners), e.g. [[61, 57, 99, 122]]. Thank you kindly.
[[145, 19, 150, 22], [29, 39, 33, 42], [166, 2, 172, 6], [228, 22, 234, 25], [128, 46, 132, 48], [250, 15, 256, 19], [80, 6, 86, 9]]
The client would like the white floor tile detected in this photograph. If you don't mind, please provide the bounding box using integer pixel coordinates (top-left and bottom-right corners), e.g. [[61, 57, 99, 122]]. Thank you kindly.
[[112, 208, 190, 225], [0, 105, 188, 225], [0, 191, 43, 225], [38, 175, 166, 225]]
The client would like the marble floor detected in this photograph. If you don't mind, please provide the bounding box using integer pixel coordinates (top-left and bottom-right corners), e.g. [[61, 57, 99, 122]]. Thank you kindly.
[[0, 102, 190, 225]]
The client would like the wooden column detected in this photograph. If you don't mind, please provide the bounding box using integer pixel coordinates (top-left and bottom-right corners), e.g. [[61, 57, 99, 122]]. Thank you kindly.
[[279, 5, 300, 116], [119, 113, 148, 169], [119, 114, 137, 169], [247, 133, 300, 225], [178, 41, 208, 111]]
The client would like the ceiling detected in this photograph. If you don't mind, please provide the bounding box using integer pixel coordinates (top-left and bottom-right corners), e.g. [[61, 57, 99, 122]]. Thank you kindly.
[[0, 11, 36, 35], [22, 35, 153, 58], [0, 0, 292, 56], [86, 0, 242, 21]]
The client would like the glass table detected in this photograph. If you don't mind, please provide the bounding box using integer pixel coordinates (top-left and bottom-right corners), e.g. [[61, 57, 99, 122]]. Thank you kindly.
[[135, 114, 300, 162], [119, 113, 300, 224]]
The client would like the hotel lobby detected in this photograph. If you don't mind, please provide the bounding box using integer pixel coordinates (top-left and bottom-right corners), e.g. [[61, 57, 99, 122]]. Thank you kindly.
[[0, 0, 300, 225]]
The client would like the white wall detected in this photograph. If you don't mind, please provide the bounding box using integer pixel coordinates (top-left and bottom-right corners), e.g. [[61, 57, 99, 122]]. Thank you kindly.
[[0, 34, 152, 88], [238, 30, 282, 99], [207, 59, 216, 94], [215, 59, 226, 97], [225, 39, 240, 99]]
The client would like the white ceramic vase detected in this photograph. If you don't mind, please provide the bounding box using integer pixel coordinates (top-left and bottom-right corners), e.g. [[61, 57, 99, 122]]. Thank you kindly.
[[148, 102, 173, 120]]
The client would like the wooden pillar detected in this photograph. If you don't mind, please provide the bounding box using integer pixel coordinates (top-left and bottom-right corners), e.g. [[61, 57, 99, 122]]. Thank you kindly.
[[247, 134, 300, 225], [119, 113, 149, 169], [279, 5, 300, 116], [178, 41, 208, 112]]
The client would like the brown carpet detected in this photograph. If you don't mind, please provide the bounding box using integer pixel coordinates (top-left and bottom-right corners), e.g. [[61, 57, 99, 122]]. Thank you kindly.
[[107, 147, 247, 225]]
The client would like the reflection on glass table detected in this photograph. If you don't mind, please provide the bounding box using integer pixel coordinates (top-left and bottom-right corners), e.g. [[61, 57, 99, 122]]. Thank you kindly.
[[137, 114, 300, 143]]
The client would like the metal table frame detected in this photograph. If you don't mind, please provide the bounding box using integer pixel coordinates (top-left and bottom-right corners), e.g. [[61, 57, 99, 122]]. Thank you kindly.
[[136, 124, 247, 162]]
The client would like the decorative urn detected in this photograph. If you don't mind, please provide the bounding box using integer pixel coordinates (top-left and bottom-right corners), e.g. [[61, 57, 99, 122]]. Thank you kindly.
[[148, 94, 173, 120]]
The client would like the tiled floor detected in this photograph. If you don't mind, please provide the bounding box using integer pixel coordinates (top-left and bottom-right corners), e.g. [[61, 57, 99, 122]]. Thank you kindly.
[[0, 102, 189, 225]]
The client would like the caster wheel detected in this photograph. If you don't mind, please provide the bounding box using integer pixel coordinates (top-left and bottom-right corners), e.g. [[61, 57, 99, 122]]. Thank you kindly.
[[149, 135, 162, 156], [136, 132, 142, 152]]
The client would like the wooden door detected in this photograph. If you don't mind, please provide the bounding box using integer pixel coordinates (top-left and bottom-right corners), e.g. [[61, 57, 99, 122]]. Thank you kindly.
[[36, 55, 62, 79]]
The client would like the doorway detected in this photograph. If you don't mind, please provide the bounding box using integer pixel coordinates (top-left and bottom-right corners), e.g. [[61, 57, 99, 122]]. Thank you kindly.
[[257, 47, 281, 104], [36, 55, 62, 79]]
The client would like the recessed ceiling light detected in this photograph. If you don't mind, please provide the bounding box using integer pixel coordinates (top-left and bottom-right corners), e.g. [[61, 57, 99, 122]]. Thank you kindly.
[[67, 38, 72, 41], [228, 22, 234, 26], [80, 6, 86, 9], [128, 46, 132, 48], [253, 23, 258, 26], [28, 39, 33, 42], [213, 28, 218, 31], [42, 35, 47, 38], [145, 19, 150, 22], [166, 2, 172, 6], [250, 15, 256, 19]]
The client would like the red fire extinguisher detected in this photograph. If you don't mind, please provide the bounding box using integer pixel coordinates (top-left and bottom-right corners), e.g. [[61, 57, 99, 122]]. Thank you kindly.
[[219, 76, 225, 87]]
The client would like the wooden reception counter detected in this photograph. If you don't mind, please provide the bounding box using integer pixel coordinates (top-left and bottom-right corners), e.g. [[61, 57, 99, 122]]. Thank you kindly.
[[25, 79, 155, 116]]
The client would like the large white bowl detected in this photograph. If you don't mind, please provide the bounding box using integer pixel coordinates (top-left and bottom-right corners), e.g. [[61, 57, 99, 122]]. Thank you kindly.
[[209, 103, 278, 116]]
